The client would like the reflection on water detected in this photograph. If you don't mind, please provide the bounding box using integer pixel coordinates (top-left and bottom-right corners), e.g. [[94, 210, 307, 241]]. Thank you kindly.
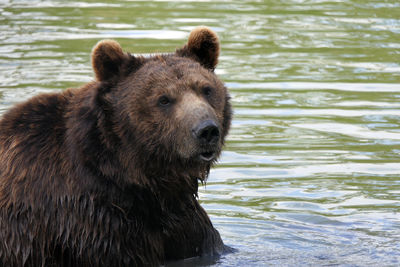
[[1, 0, 400, 266]]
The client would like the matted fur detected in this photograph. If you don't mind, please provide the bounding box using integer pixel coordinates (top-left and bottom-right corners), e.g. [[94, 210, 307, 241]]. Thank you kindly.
[[0, 27, 232, 266]]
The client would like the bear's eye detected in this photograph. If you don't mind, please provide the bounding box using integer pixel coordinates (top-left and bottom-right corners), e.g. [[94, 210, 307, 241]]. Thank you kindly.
[[158, 96, 171, 107], [202, 86, 213, 97]]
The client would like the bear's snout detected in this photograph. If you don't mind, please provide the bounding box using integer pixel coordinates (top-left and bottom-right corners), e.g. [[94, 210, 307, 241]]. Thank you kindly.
[[193, 120, 220, 145], [191, 120, 221, 162], [176, 91, 223, 161]]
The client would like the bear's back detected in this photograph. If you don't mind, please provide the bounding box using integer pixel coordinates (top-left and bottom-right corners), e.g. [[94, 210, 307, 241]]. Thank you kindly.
[[0, 91, 71, 204]]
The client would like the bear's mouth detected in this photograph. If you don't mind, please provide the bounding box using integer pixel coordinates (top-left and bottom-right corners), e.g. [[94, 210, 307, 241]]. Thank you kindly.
[[199, 151, 216, 162]]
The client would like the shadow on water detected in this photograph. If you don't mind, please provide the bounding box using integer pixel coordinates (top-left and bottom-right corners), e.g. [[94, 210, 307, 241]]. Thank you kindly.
[[165, 254, 224, 267], [165, 245, 238, 266]]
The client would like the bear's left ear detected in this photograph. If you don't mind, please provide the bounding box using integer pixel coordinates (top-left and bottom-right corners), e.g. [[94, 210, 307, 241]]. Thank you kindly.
[[91, 39, 129, 81], [176, 26, 220, 71]]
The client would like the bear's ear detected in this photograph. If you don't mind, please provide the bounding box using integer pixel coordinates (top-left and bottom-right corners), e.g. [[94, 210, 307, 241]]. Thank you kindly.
[[91, 39, 129, 81], [176, 26, 220, 70]]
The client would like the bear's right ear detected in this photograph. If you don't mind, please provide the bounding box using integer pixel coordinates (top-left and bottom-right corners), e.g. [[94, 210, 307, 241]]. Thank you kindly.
[[91, 40, 129, 81], [176, 26, 220, 71]]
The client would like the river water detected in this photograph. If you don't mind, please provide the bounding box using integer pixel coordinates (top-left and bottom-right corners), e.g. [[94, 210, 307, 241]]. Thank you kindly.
[[1, 0, 399, 266]]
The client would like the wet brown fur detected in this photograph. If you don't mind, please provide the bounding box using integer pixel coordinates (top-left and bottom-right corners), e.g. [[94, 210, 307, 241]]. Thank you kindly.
[[0, 27, 232, 266]]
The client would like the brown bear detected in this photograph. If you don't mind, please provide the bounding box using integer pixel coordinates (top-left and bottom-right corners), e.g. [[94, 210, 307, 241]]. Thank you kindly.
[[0, 27, 232, 266]]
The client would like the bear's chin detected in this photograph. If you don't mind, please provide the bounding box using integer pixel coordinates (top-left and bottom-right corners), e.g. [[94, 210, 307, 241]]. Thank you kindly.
[[199, 151, 217, 162], [179, 150, 219, 165], [178, 144, 221, 164]]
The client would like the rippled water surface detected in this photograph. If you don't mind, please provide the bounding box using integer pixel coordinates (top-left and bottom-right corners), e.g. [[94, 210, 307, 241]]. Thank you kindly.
[[1, 0, 400, 266]]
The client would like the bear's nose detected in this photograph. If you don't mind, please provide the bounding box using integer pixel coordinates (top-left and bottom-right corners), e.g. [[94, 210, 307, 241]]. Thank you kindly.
[[193, 120, 220, 144]]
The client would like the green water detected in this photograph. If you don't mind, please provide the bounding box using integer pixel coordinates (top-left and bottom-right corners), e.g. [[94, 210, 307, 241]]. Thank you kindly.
[[1, 0, 400, 266]]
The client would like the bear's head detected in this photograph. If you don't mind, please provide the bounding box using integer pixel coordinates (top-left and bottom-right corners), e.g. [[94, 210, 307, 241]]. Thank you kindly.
[[90, 27, 231, 188]]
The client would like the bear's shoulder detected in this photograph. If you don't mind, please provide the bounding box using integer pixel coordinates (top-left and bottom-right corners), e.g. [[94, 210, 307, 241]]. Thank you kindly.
[[1, 92, 67, 135]]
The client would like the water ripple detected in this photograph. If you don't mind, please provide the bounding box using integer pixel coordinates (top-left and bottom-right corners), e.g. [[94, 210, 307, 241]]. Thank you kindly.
[[1, 0, 400, 266]]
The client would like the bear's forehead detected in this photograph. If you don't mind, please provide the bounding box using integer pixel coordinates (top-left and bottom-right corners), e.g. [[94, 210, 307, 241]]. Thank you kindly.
[[132, 55, 218, 87], [144, 55, 205, 74]]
